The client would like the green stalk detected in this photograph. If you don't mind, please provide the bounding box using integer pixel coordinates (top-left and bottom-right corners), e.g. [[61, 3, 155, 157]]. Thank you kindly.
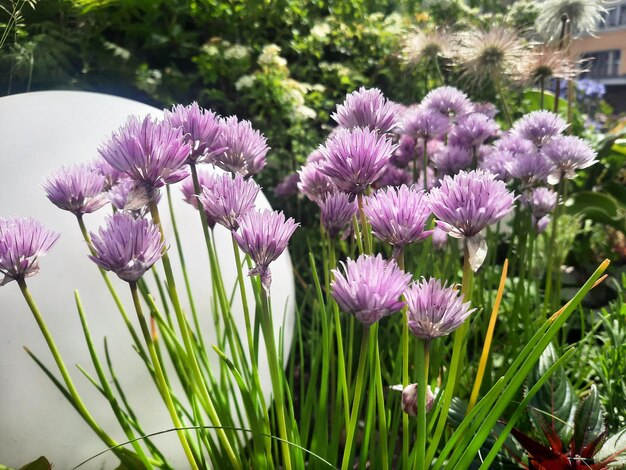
[[129, 281, 199, 469], [373, 325, 389, 470], [492, 67, 513, 127], [357, 193, 372, 255], [422, 137, 429, 192], [341, 327, 371, 470], [398, 250, 410, 470], [148, 200, 241, 470], [425, 241, 474, 464], [15, 279, 143, 464], [543, 176, 564, 315], [414, 339, 429, 470], [259, 290, 293, 470], [76, 215, 146, 361], [540, 77, 545, 110]]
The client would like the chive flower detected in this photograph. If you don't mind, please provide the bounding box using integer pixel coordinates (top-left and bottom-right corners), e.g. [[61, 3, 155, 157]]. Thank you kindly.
[[163, 102, 225, 163], [233, 209, 299, 290], [405, 278, 475, 340], [197, 173, 259, 231], [400, 105, 450, 140], [511, 111, 567, 148], [541, 135, 597, 181], [363, 185, 432, 254], [107, 177, 160, 213], [402, 383, 435, 417], [428, 169, 515, 239], [319, 127, 396, 195], [98, 115, 191, 190], [180, 169, 219, 229], [449, 113, 499, 148], [44, 163, 108, 215], [331, 87, 400, 133], [297, 161, 335, 202], [421, 86, 473, 121], [211, 116, 269, 177], [319, 192, 357, 238], [331, 253, 411, 325], [432, 145, 473, 176], [89, 212, 164, 283], [0, 217, 59, 286]]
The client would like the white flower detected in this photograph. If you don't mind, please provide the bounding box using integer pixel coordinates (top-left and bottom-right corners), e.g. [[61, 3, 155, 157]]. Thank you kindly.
[[294, 105, 317, 120], [224, 44, 250, 60], [202, 44, 220, 57], [311, 22, 331, 40], [235, 75, 256, 90], [258, 44, 287, 68]]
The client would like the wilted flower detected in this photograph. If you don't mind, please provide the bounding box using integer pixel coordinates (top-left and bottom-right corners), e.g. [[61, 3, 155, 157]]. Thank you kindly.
[[421, 86, 473, 121], [542, 135, 597, 181], [198, 173, 259, 231], [405, 278, 476, 339], [89, 212, 164, 283], [98, 115, 191, 190], [402, 29, 449, 66], [452, 27, 527, 84], [297, 161, 335, 202], [44, 163, 108, 216], [180, 169, 219, 228], [432, 145, 473, 176], [449, 113, 499, 148], [319, 127, 396, 195], [331, 87, 400, 133], [211, 116, 269, 177], [274, 172, 300, 198], [535, 0, 607, 39], [401, 383, 435, 417], [0, 217, 59, 286], [511, 111, 567, 148], [400, 106, 450, 140], [107, 177, 161, 214], [429, 169, 515, 238], [319, 192, 357, 238], [233, 209, 299, 290], [331, 253, 411, 326], [363, 185, 433, 253], [522, 46, 579, 85], [163, 102, 224, 163]]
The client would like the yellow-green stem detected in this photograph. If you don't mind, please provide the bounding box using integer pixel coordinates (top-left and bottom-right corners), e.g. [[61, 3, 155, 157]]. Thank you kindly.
[[148, 200, 241, 470], [130, 281, 199, 469], [398, 251, 410, 470], [414, 339, 429, 470]]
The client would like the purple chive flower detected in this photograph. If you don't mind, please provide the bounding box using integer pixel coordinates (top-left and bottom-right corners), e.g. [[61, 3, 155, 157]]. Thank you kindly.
[[363, 185, 433, 253], [331, 87, 401, 133], [89, 212, 164, 283], [163, 102, 225, 163], [511, 111, 567, 148], [306, 149, 326, 164], [448, 113, 499, 148], [542, 135, 597, 181], [432, 145, 473, 175], [479, 149, 513, 181], [180, 169, 219, 228], [319, 127, 396, 195], [414, 165, 437, 191], [391, 135, 417, 168], [211, 116, 269, 177], [0, 217, 59, 286], [44, 163, 108, 216], [402, 383, 435, 417], [233, 209, 299, 290], [374, 165, 412, 188], [526, 187, 557, 233], [198, 173, 259, 231], [331, 253, 411, 326], [400, 105, 450, 140], [319, 192, 357, 238], [297, 161, 335, 202], [92, 158, 124, 190], [405, 278, 475, 340], [431, 226, 448, 249], [494, 134, 535, 158], [98, 115, 191, 190], [472, 102, 498, 118], [505, 150, 555, 186], [421, 86, 473, 121], [428, 169, 515, 238], [274, 172, 301, 198]]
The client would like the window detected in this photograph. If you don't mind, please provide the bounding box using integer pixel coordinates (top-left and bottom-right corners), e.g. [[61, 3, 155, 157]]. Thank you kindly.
[[598, 2, 626, 28], [582, 50, 622, 78]]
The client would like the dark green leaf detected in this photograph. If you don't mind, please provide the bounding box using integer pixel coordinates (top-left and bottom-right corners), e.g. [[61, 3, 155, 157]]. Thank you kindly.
[[573, 385, 605, 454], [595, 427, 626, 468], [528, 344, 577, 447], [18, 457, 51, 470]]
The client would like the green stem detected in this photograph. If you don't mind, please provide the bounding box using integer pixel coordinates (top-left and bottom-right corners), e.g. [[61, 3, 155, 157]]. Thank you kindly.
[[540, 77, 545, 110], [422, 137, 429, 192], [373, 325, 388, 470], [553, 16, 569, 112], [414, 339, 429, 470], [543, 177, 564, 315], [398, 250, 410, 470], [130, 281, 199, 470], [341, 326, 370, 470], [492, 66, 513, 127], [357, 193, 372, 255], [259, 290, 293, 470], [425, 241, 474, 465], [148, 200, 241, 470]]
